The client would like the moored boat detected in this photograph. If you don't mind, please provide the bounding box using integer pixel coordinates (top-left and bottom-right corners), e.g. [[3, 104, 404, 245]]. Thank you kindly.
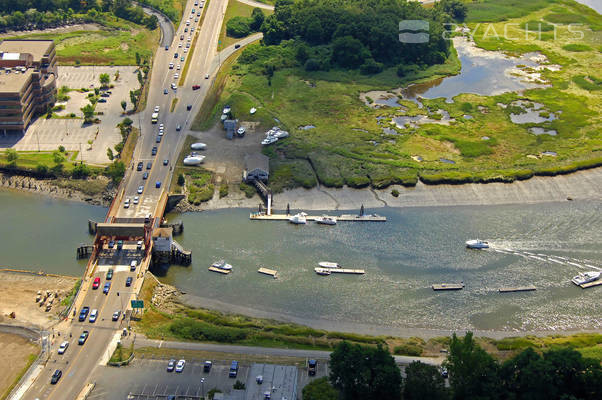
[[314, 267, 331, 276], [466, 239, 489, 249], [212, 260, 233, 270], [289, 212, 307, 224], [571, 271, 600, 286], [318, 262, 340, 269], [315, 216, 337, 225]]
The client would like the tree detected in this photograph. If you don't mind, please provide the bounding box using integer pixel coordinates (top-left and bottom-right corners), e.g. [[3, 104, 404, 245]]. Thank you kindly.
[[99, 73, 110, 87], [129, 90, 137, 108], [145, 14, 158, 30], [105, 161, 125, 183], [330, 342, 402, 400], [302, 377, 338, 400], [52, 150, 65, 165], [404, 361, 449, 400], [331, 36, 369, 69], [226, 16, 251, 38], [250, 8, 265, 31], [58, 145, 65, 153], [135, 51, 141, 66], [177, 174, 185, 186], [137, 69, 143, 86], [72, 163, 91, 179], [444, 332, 502, 400], [5, 148, 18, 166], [500, 348, 556, 400], [295, 44, 309, 64], [81, 104, 95, 123], [35, 164, 49, 175], [107, 147, 114, 161], [436, 0, 468, 22], [120, 100, 127, 112]]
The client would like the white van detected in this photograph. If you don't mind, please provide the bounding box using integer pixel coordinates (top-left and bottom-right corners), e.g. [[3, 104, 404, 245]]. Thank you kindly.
[[130, 260, 138, 271]]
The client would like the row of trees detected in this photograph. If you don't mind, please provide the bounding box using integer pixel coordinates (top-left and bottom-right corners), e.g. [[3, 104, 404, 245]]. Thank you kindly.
[[305, 332, 601, 400], [226, 7, 265, 38]]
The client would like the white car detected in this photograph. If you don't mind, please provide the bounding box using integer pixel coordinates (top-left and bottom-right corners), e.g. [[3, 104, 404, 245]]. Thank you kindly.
[[169, 62, 174, 69], [57, 341, 69, 354], [178, 43, 182, 48], [154, 106, 160, 112], [171, 82, 177, 89], [159, 124, 164, 129], [133, 196, 139, 204], [183, 48, 188, 53], [137, 186, 144, 194], [205, 74, 209, 79], [124, 198, 130, 208], [89, 309, 98, 323], [174, 73, 179, 79], [175, 359, 186, 372], [186, 20, 190, 26], [177, 64, 181, 70]]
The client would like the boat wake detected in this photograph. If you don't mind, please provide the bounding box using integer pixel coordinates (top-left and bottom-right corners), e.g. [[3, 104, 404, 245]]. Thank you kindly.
[[487, 244, 602, 272]]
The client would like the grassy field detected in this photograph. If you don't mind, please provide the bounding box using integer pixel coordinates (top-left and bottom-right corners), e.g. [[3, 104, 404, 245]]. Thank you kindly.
[[193, 0, 601, 191], [218, 0, 273, 50], [3, 17, 158, 65]]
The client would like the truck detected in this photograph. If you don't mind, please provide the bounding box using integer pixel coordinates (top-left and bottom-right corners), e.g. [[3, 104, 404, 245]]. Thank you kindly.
[[151, 112, 159, 124]]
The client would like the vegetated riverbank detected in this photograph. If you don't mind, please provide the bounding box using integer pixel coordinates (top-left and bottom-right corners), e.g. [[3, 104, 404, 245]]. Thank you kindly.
[[135, 273, 602, 361]]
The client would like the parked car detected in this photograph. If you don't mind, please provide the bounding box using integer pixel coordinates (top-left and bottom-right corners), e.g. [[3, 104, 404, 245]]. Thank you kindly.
[[92, 277, 100, 289], [101, 93, 109, 98], [308, 359, 317, 376], [181, 56, 185, 62], [78, 331, 89, 345], [50, 370, 62, 384], [192, 85, 200, 90], [78, 306, 90, 322], [138, 185, 144, 194], [126, 277, 133, 287], [89, 309, 98, 323], [163, 159, 169, 166], [175, 359, 186, 372], [112, 310, 121, 321], [203, 360, 212, 372], [137, 240, 143, 250], [152, 147, 157, 156], [57, 341, 69, 355], [106, 269, 113, 280], [229, 361, 239, 378], [98, 98, 107, 103], [441, 367, 449, 378], [103, 282, 111, 294], [143, 172, 149, 180], [137, 162, 143, 171], [167, 359, 176, 372]]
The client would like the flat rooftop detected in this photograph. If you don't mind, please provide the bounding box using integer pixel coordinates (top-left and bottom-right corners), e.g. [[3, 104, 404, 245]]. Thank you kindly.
[[0, 69, 33, 93], [0, 40, 54, 62]]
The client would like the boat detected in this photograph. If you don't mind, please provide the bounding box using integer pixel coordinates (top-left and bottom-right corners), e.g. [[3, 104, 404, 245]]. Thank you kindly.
[[212, 260, 232, 270], [314, 267, 331, 276], [466, 239, 489, 249], [190, 142, 207, 150], [318, 262, 340, 269], [222, 105, 231, 114], [273, 130, 289, 139], [261, 136, 278, 145], [183, 155, 205, 165], [289, 212, 307, 224], [571, 271, 601, 286], [237, 127, 246, 137], [250, 107, 257, 114], [315, 216, 337, 225]]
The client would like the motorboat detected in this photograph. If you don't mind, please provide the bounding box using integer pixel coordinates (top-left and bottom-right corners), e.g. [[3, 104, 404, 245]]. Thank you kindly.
[[237, 127, 246, 137], [289, 212, 307, 224], [273, 130, 289, 139], [183, 155, 206, 165], [318, 262, 339, 269], [315, 216, 337, 225], [250, 107, 257, 114], [466, 239, 489, 249], [314, 267, 331, 276], [571, 271, 600, 286], [222, 105, 231, 114], [212, 260, 232, 270], [190, 142, 207, 150], [261, 136, 278, 145]]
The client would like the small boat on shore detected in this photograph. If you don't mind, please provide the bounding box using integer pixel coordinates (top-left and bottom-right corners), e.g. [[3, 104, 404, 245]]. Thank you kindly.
[[212, 260, 232, 271], [571, 271, 600, 286], [318, 262, 340, 269], [315, 216, 337, 225], [289, 212, 307, 224], [466, 239, 489, 249], [314, 267, 331, 276]]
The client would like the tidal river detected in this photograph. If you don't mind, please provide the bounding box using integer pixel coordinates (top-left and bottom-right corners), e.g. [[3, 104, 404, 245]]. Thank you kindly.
[[1, 188, 600, 334]]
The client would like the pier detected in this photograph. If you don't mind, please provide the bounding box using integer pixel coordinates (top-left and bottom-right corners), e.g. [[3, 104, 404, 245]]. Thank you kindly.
[[329, 268, 365, 275], [208, 266, 231, 274], [499, 285, 537, 293], [250, 213, 386, 222], [258, 267, 278, 278], [432, 283, 465, 291]]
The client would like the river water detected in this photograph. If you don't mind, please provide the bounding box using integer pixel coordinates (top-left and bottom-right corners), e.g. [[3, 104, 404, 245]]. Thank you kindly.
[[1, 189, 600, 333]]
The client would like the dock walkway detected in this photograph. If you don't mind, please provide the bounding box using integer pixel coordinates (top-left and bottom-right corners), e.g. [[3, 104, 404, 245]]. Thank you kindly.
[[499, 285, 536, 293], [432, 283, 465, 291], [258, 267, 278, 278], [250, 213, 386, 222]]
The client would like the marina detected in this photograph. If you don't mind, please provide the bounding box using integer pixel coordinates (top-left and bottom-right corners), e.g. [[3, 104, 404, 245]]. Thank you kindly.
[[499, 285, 537, 293], [258, 267, 278, 279]]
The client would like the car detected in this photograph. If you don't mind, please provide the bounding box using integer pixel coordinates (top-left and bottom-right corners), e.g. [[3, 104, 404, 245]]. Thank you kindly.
[[191, 27, 195, 32], [78, 306, 90, 321], [112, 310, 121, 321], [181, 56, 185, 62], [103, 282, 111, 294], [169, 62, 174, 69], [50, 369, 62, 384], [137, 240, 143, 250], [174, 52, 178, 58], [137, 161, 143, 171], [186, 43, 190, 48], [108, 240, 115, 249], [163, 159, 169, 166], [183, 48, 188, 53], [138, 185, 144, 194], [256, 375, 263, 384], [176, 124, 181, 131], [235, 44, 240, 49], [174, 73, 179, 79], [229, 361, 239, 378], [106, 268, 113, 280], [191, 9, 195, 14], [124, 198, 130, 208], [98, 98, 107, 103], [57, 341, 69, 355], [143, 172, 149, 180], [126, 277, 133, 287], [92, 277, 100, 289], [154, 106, 160, 112], [186, 20, 190, 26], [165, 45, 169, 50], [171, 82, 177, 90], [205, 74, 209, 79], [78, 331, 89, 345], [187, 104, 192, 111], [203, 360, 212, 372], [184, 27, 188, 32], [155, 181, 161, 189], [156, 135, 162, 143], [164, 89, 168, 94], [167, 359, 176, 372], [180, 35, 184, 40], [89, 309, 98, 322], [130, 260, 138, 270], [197, 12, 200, 16], [158, 130, 164, 137], [101, 93, 109, 98], [133, 196, 139, 204], [192, 85, 200, 90], [187, 37, 191, 42], [152, 147, 157, 156], [175, 359, 186, 372], [308, 359, 317, 375], [117, 240, 123, 250], [159, 123, 164, 129], [178, 43, 182, 48], [177, 64, 181, 70]]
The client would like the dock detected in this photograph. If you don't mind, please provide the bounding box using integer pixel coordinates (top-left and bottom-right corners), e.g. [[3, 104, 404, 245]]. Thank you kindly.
[[329, 268, 365, 275], [258, 267, 278, 279], [432, 283, 465, 291], [208, 266, 231, 275], [249, 213, 386, 222], [580, 280, 602, 289], [499, 285, 536, 293]]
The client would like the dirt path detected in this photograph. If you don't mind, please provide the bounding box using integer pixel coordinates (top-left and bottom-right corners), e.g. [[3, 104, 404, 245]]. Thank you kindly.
[[0, 332, 39, 398]]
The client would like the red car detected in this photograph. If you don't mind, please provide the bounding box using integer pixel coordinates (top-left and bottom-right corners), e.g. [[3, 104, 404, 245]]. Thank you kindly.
[[92, 277, 100, 290], [192, 85, 200, 90]]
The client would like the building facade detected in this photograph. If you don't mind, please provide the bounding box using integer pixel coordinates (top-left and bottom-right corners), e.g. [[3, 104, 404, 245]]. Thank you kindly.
[[0, 40, 57, 134]]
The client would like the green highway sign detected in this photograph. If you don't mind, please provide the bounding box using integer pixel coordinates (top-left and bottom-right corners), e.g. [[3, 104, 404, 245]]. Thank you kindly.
[[131, 300, 144, 309]]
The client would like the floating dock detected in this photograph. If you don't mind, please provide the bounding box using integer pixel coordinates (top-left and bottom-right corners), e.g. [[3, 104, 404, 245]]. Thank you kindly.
[[329, 268, 365, 275], [580, 280, 602, 289], [499, 285, 537, 293], [208, 266, 231, 275], [258, 267, 278, 278], [432, 283, 465, 291], [250, 213, 386, 222]]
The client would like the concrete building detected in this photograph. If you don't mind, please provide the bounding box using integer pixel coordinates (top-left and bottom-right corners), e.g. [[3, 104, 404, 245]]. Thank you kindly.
[[0, 40, 57, 133], [243, 153, 269, 182]]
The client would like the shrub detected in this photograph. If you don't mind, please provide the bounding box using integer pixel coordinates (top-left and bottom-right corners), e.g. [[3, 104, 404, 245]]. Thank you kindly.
[[562, 44, 592, 52], [394, 343, 423, 356], [520, 20, 555, 32], [72, 163, 91, 179], [177, 173, 185, 186], [391, 189, 400, 197], [360, 58, 383, 75], [219, 183, 229, 198], [304, 58, 321, 71], [572, 75, 602, 91], [239, 182, 256, 198], [226, 16, 251, 38]]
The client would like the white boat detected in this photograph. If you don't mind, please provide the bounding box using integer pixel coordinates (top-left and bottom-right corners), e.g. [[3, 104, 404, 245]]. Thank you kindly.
[[222, 105, 231, 114], [314, 267, 331, 276], [212, 260, 232, 270], [289, 212, 307, 224], [318, 262, 339, 269], [183, 155, 205, 165], [315, 216, 337, 225], [190, 142, 207, 150], [273, 130, 289, 139], [237, 127, 246, 136], [250, 107, 256, 114], [571, 271, 600, 286], [261, 136, 278, 145], [466, 239, 489, 249]]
